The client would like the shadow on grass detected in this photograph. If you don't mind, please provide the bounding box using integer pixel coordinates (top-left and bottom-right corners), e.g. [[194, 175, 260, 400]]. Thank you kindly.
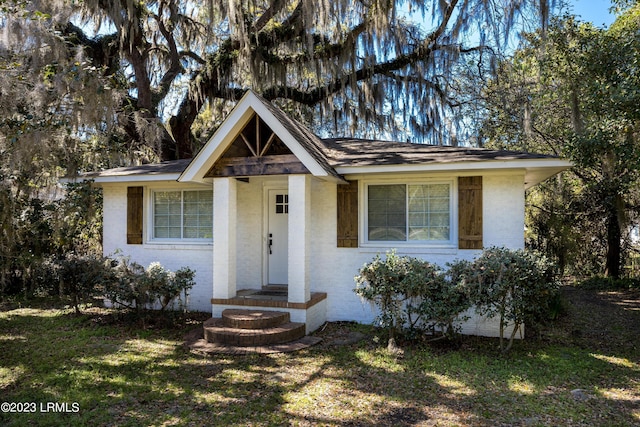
[[0, 300, 638, 426]]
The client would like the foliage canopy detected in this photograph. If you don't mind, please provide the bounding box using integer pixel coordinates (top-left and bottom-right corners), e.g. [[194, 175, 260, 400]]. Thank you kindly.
[[1, 0, 551, 165], [479, 3, 640, 278]]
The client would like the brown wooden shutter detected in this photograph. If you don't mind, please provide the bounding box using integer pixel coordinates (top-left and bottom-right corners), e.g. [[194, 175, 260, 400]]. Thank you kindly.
[[127, 186, 144, 245], [458, 176, 483, 249], [337, 180, 358, 248]]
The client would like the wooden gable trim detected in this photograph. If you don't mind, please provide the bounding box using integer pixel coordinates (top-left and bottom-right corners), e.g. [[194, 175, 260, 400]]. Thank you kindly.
[[206, 154, 310, 177], [458, 176, 483, 250], [127, 186, 144, 245], [337, 180, 359, 248], [204, 112, 313, 178]]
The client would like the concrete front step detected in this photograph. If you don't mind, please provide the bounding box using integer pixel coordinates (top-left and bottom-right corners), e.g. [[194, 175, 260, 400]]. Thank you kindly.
[[222, 308, 290, 329]]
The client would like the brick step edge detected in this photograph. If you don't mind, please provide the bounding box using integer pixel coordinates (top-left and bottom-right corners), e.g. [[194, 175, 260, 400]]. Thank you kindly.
[[186, 333, 322, 355], [220, 309, 290, 329], [204, 318, 306, 347]]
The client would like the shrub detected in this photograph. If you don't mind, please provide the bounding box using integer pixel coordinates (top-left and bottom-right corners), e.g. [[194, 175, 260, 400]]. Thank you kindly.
[[58, 253, 115, 313], [355, 248, 559, 352], [463, 247, 559, 352], [354, 251, 470, 346], [0, 181, 103, 299], [142, 262, 196, 311], [105, 257, 195, 312], [106, 256, 146, 310], [409, 263, 470, 339], [27, 256, 61, 297]]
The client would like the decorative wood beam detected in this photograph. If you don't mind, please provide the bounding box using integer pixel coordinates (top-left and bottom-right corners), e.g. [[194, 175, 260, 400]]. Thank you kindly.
[[207, 154, 310, 177], [260, 133, 277, 157], [240, 132, 258, 157], [256, 115, 260, 157]]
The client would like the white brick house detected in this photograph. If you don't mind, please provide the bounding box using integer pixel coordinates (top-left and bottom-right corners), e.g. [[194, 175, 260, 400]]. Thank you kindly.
[[86, 90, 571, 337]]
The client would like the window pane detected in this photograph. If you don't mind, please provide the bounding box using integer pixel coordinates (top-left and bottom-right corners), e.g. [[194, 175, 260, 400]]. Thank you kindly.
[[183, 215, 199, 227], [430, 213, 450, 227], [409, 212, 427, 227], [430, 227, 450, 240], [183, 191, 198, 202], [154, 190, 212, 240], [169, 203, 181, 215], [183, 203, 197, 215], [182, 190, 212, 239], [368, 185, 406, 241], [408, 197, 427, 212], [409, 228, 430, 240], [183, 227, 198, 239], [154, 191, 182, 239], [408, 184, 450, 241], [155, 203, 169, 215], [167, 227, 181, 238], [169, 215, 182, 227], [430, 184, 449, 197], [430, 198, 449, 212]]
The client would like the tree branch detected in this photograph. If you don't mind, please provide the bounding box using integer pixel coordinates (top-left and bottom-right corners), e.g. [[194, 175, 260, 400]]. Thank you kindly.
[[252, 0, 289, 32], [58, 23, 119, 76], [154, 1, 185, 102], [260, 0, 459, 104], [170, 0, 462, 157], [179, 50, 206, 64]]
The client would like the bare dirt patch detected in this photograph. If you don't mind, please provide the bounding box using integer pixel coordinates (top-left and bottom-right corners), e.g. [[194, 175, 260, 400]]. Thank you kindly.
[[548, 286, 640, 357]]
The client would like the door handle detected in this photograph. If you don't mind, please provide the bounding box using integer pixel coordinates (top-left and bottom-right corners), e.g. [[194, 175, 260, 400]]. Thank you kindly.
[[268, 233, 273, 254]]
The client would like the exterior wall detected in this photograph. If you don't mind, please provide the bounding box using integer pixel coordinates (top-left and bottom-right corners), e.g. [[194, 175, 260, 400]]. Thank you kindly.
[[236, 179, 264, 289], [101, 171, 527, 337], [483, 174, 525, 249], [101, 182, 213, 313], [308, 172, 527, 338]]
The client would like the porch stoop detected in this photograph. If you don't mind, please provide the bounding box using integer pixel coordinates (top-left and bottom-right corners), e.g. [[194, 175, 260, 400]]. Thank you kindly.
[[211, 291, 328, 335], [186, 308, 322, 355], [204, 309, 306, 346]]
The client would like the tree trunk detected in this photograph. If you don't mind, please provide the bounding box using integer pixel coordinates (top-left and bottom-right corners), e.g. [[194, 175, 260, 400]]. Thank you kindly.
[[605, 203, 622, 278], [167, 99, 200, 160]]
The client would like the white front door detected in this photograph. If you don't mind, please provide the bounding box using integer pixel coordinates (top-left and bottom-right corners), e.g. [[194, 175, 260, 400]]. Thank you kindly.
[[267, 189, 288, 285]]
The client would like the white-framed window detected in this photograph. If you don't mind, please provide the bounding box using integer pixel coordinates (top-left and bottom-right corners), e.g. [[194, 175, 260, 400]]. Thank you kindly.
[[152, 190, 213, 240], [365, 181, 453, 244]]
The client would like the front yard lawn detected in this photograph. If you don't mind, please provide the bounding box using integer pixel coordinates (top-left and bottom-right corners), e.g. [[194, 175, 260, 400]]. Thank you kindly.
[[0, 287, 638, 426]]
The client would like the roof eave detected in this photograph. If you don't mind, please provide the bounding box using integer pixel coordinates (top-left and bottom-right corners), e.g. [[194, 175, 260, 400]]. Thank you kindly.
[[334, 158, 572, 187], [62, 173, 183, 185], [523, 164, 573, 189]]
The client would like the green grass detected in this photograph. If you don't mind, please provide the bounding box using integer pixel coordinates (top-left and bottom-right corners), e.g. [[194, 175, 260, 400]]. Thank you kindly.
[[0, 290, 638, 426]]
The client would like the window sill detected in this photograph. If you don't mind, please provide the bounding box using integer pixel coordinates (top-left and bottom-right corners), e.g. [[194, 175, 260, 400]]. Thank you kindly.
[[143, 240, 213, 250], [358, 242, 459, 255]]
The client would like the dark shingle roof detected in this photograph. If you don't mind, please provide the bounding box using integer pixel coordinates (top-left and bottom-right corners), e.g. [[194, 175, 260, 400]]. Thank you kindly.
[[321, 138, 556, 167], [81, 158, 191, 178], [83, 138, 561, 179]]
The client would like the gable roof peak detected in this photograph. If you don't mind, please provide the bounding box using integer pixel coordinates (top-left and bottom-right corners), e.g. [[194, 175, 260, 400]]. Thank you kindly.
[[178, 89, 341, 183]]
